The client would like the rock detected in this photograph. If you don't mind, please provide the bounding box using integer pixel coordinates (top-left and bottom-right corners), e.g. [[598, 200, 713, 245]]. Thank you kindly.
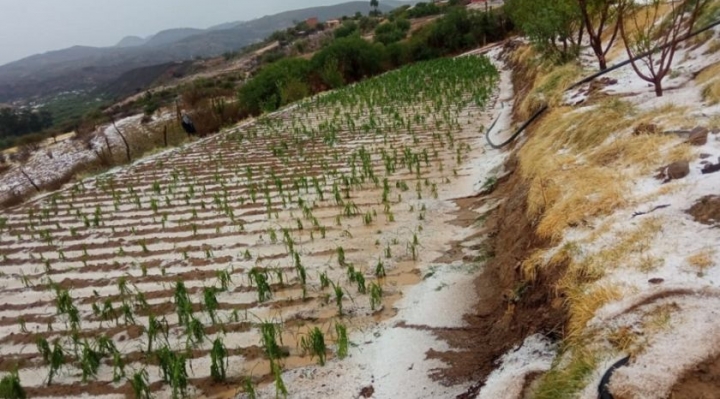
[[700, 153, 713, 159], [702, 161, 720, 175], [633, 123, 660, 135], [686, 126, 709, 146], [648, 278, 664, 284], [655, 161, 690, 182]]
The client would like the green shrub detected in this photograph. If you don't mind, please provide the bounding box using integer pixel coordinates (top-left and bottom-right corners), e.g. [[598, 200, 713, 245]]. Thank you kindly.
[[238, 58, 312, 115]]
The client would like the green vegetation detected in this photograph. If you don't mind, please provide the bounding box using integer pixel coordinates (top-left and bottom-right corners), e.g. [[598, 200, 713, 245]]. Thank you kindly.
[[0, 368, 25, 399], [0, 107, 53, 150], [300, 327, 327, 366]]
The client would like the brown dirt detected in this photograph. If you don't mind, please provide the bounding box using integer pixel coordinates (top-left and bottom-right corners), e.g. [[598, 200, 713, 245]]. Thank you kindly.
[[686, 195, 720, 227], [424, 155, 568, 397], [670, 354, 720, 399]]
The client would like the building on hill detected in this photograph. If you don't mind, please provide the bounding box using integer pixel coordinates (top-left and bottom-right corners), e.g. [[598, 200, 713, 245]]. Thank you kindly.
[[306, 17, 319, 29], [325, 19, 341, 28]]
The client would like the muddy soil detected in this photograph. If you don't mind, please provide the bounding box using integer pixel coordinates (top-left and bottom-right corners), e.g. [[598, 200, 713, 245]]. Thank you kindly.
[[670, 354, 720, 399], [427, 156, 567, 397]]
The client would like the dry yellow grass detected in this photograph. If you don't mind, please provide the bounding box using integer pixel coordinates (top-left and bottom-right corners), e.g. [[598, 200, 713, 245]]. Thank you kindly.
[[518, 63, 583, 121], [565, 283, 625, 342], [687, 248, 717, 272], [698, 62, 720, 104]]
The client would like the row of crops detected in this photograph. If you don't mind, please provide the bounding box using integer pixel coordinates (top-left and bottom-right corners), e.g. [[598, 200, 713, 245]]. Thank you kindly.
[[0, 56, 499, 398]]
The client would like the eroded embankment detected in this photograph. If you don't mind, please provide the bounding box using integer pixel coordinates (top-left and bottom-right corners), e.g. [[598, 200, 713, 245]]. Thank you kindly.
[[422, 43, 570, 398]]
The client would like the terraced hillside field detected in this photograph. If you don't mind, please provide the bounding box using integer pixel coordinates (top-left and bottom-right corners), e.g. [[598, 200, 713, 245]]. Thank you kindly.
[[0, 56, 499, 398]]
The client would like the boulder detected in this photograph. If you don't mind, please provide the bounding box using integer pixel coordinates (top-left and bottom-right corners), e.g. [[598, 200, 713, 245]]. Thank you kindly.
[[655, 160, 690, 182], [686, 126, 709, 146]]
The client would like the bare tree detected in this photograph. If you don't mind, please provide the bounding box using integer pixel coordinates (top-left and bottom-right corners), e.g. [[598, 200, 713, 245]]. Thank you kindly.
[[619, 0, 709, 96], [578, 0, 622, 70]]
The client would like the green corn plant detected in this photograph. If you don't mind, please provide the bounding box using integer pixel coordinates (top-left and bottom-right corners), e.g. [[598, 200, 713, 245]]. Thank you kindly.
[[47, 340, 65, 385], [18, 317, 27, 333], [243, 377, 257, 399], [130, 369, 152, 399], [0, 368, 25, 399], [319, 272, 330, 289], [112, 352, 125, 383], [249, 268, 272, 302], [145, 314, 167, 353], [370, 283, 383, 311], [354, 272, 366, 294], [375, 260, 386, 278], [271, 360, 288, 399], [335, 322, 349, 359], [301, 327, 327, 366], [337, 246, 346, 267], [210, 337, 228, 382], [79, 340, 101, 382], [260, 321, 284, 360], [203, 287, 220, 325], [186, 316, 206, 347], [333, 283, 344, 316], [36, 337, 51, 363], [173, 281, 192, 326], [216, 269, 232, 291], [121, 303, 136, 326], [155, 346, 173, 383]]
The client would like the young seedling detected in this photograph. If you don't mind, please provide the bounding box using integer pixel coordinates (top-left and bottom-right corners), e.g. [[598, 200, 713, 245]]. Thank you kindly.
[[249, 268, 272, 302], [79, 340, 101, 382], [271, 360, 288, 399], [47, 340, 65, 385], [375, 260, 386, 278], [260, 321, 284, 360], [130, 369, 152, 399], [333, 282, 345, 316], [302, 327, 327, 366], [243, 377, 257, 399], [210, 337, 228, 382], [0, 368, 25, 399], [335, 322, 349, 359], [370, 283, 383, 311], [203, 287, 220, 325]]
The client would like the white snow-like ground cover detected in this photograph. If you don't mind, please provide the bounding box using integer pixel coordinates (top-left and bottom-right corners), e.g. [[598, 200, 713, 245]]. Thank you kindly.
[[246, 46, 517, 399]]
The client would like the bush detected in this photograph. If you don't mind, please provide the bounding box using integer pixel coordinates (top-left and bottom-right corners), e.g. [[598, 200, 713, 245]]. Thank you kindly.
[[312, 36, 387, 83], [406, 2, 442, 19], [374, 19, 411, 45], [334, 21, 359, 39], [238, 58, 313, 115]]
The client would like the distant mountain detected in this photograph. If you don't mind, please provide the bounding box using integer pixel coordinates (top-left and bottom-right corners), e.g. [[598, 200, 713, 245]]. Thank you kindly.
[[115, 36, 147, 48], [0, 1, 400, 103], [143, 28, 205, 47]]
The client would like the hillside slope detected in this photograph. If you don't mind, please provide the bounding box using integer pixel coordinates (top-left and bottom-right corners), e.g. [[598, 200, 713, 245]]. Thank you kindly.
[[0, 1, 396, 103]]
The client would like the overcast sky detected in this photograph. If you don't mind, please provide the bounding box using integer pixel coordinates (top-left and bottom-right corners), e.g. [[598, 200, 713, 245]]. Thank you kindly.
[[0, 0, 346, 66]]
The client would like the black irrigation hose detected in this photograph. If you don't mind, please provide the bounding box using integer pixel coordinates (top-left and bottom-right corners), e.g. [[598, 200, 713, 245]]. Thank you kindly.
[[486, 104, 548, 149], [486, 17, 720, 149], [598, 356, 631, 399]]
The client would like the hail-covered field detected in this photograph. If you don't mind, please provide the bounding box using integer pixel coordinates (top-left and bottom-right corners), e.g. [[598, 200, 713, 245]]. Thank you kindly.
[[0, 56, 499, 398]]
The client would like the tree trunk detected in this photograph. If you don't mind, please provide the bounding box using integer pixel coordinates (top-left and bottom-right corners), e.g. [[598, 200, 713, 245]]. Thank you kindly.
[[111, 118, 132, 162], [654, 80, 664, 97], [598, 54, 607, 71]]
